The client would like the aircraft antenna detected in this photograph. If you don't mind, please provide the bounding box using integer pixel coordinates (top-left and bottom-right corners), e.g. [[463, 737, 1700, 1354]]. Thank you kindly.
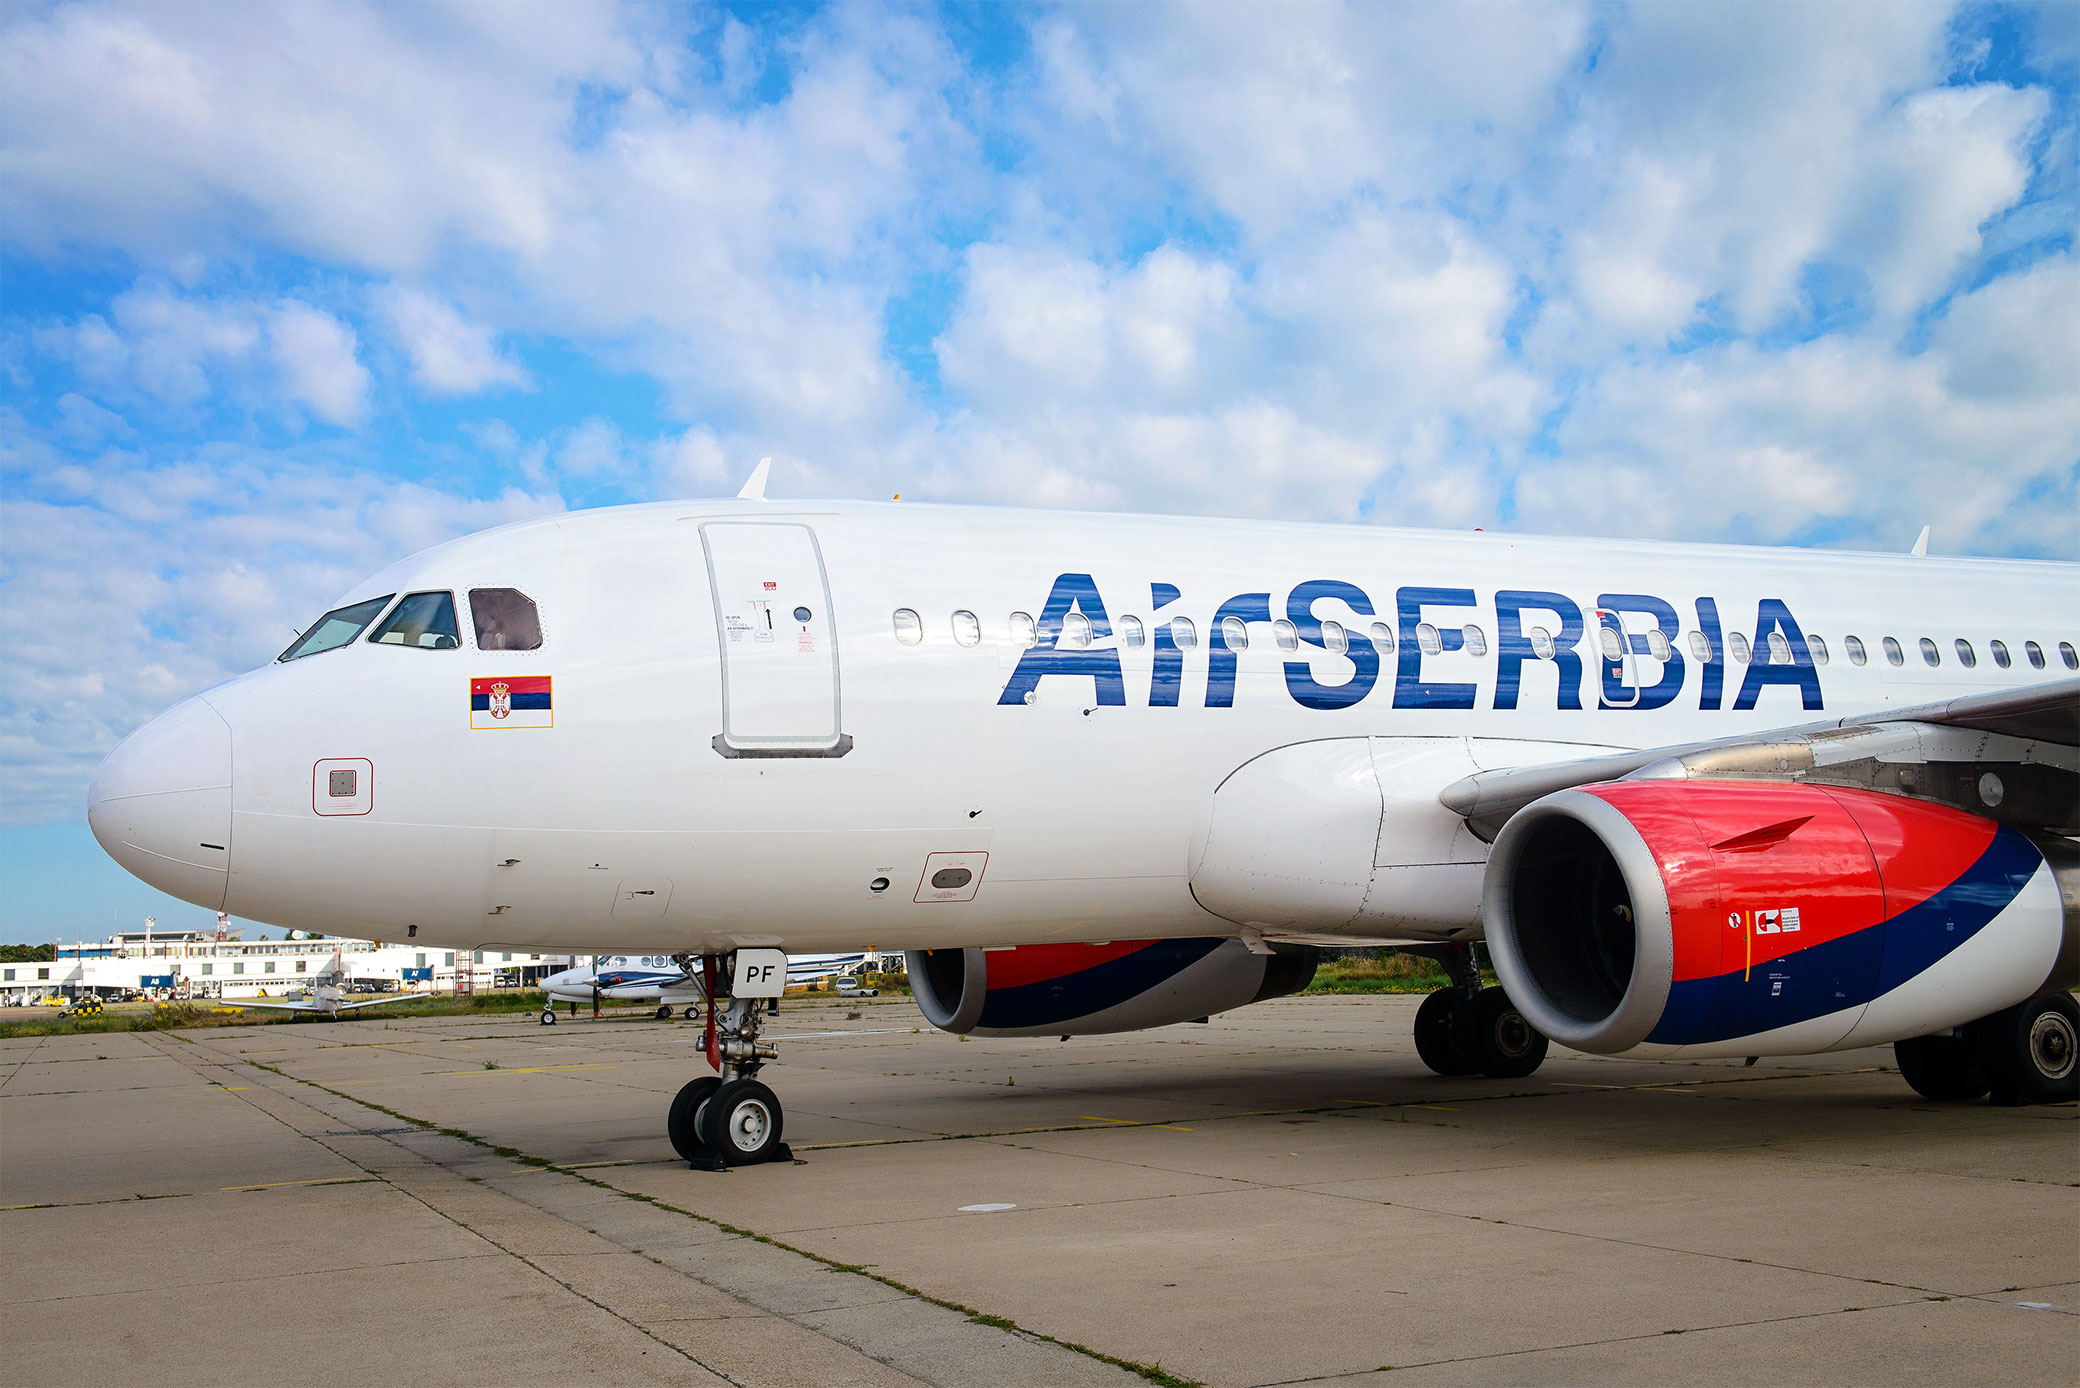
[[1909, 525, 1930, 557], [736, 457, 772, 501]]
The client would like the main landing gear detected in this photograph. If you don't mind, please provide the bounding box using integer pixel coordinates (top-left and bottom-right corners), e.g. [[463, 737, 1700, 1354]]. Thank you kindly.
[[666, 953, 793, 1170], [1410, 943, 1549, 1080], [1895, 992, 2078, 1106]]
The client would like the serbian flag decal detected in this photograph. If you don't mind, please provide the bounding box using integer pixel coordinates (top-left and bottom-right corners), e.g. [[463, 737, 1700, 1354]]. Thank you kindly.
[[470, 675, 552, 730]]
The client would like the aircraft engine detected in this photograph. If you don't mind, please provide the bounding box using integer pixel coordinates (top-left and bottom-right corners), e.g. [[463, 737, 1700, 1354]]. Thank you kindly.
[[905, 938, 1317, 1037], [1482, 781, 2074, 1059]]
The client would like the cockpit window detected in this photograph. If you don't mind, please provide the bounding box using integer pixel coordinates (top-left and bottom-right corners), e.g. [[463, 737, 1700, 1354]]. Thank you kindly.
[[278, 596, 395, 662], [469, 588, 543, 651], [368, 592, 460, 649]]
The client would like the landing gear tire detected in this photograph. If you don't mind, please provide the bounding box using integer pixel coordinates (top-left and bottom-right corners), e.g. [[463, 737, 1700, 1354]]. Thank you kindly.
[[540, 1008, 557, 1026], [1414, 990, 1473, 1076], [1451, 986, 1549, 1079], [667, 1076, 723, 1163], [682, 1005, 700, 1021], [698, 1078, 785, 1165], [1893, 1032, 1987, 1102], [656, 1005, 673, 1021], [1978, 993, 2079, 1106]]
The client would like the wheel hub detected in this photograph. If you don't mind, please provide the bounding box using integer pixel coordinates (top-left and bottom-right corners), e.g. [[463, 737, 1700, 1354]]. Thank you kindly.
[[1494, 1011, 1533, 1058], [2028, 1011, 2076, 1081], [725, 1099, 772, 1152]]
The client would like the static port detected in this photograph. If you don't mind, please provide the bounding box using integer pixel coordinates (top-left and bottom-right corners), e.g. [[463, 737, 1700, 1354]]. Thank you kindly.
[[869, 877, 890, 893]]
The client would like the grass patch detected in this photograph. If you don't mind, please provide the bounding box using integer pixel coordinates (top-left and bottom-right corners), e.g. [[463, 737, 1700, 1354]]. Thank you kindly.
[[1301, 949, 1497, 995]]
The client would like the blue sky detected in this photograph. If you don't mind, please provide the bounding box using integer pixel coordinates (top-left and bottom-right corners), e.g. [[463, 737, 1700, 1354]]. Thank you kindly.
[[2, 1, 2076, 941]]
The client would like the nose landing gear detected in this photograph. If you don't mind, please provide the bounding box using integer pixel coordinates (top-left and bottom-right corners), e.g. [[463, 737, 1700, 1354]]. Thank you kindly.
[[665, 953, 793, 1170]]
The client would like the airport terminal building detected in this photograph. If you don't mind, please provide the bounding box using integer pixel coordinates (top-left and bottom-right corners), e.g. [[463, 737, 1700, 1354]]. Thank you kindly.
[[2, 926, 574, 1005]]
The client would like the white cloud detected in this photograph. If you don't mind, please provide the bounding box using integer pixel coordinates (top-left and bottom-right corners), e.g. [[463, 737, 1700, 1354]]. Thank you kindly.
[[268, 303, 369, 426], [1526, 257, 2080, 553], [34, 283, 373, 428], [379, 287, 531, 395]]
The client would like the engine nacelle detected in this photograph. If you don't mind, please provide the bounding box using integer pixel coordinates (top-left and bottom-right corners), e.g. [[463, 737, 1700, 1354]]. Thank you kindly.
[[906, 938, 1317, 1038], [1483, 781, 2071, 1059]]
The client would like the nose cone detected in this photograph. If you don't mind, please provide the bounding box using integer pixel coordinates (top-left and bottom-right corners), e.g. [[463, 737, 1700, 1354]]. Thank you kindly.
[[88, 695, 233, 910]]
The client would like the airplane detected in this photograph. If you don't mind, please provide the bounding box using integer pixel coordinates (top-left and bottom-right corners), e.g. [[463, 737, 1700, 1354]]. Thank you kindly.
[[85, 485, 2078, 1169], [538, 951, 877, 1023], [216, 947, 422, 1019]]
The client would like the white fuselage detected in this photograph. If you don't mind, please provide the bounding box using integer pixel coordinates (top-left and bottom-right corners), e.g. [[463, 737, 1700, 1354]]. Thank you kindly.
[[88, 501, 2078, 957]]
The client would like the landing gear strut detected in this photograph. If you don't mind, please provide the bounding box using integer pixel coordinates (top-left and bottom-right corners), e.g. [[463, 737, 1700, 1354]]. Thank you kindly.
[[1408, 943, 1549, 1080], [665, 952, 792, 1169]]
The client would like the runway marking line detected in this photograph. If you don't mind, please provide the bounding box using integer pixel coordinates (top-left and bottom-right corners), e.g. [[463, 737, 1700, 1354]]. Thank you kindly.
[[1410, 1104, 1460, 1112], [431, 1063, 620, 1078], [1079, 1115, 1195, 1132], [219, 1176, 373, 1192]]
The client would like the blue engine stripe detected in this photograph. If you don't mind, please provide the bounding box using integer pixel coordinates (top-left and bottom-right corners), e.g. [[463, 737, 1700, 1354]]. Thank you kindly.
[[977, 938, 1228, 1031], [1644, 824, 2042, 1047]]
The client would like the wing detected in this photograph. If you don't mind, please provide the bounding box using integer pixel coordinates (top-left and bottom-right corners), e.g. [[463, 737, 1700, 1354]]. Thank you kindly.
[[223, 998, 321, 1012], [331, 994, 420, 1010], [1439, 676, 2080, 841]]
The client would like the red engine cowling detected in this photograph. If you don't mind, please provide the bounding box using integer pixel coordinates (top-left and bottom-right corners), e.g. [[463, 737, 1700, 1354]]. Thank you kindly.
[[1483, 781, 2070, 1058], [906, 938, 1317, 1037]]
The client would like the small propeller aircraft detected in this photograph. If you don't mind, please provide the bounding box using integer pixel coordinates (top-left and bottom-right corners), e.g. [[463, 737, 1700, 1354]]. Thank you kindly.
[[223, 947, 420, 1019]]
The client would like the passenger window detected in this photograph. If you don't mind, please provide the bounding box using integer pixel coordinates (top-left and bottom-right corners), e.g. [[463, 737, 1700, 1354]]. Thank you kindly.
[[1530, 626, 1555, 660], [1809, 635, 1829, 665], [1219, 616, 1249, 652], [368, 592, 460, 649], [951, 610, 981, 647], [1009, 612, 1037, 648], [1954, 639, 1977, 669], [469, 588, 543, 651], [1368, 622, 1395, 653], [892, 609, 923, 645], [1597, 627, 1623, 661], [1062, 611, 1093, 649], [2062, 642, 2077, 670], [1989, 640, 2011, 669], [2025, 640, 2046, 669], [279, 595, 396, 661], [1882, 636, 1904, 667], [1767, 632, 1791, 664], [1687, 630, 1714, 662], [1120, 615, 1146, 648], [1463, 624, 1488, 657], [1727, 631, 1751, 663], [1310, 620, 1336, 654], [1418, 623, 1443, 656], [1170, 617, 1198, 650], [1645, 630, 1671, 662], [1845, 635, 1867, 666], [1918, 637, 1940, 667]]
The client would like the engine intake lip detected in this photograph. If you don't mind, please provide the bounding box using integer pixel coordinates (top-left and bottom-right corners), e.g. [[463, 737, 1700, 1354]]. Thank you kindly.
[[906, 948, 985, 1033], [1484, 788, 1675, 1054]]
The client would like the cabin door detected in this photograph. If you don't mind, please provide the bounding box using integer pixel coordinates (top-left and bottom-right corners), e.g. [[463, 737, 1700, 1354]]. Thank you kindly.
[[700, 521, 849, 756]]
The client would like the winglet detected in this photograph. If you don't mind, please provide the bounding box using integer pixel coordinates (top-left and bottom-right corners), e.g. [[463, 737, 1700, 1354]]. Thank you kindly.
[[736, 457, 772, 501], [1910, 525, 1930, 558]]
